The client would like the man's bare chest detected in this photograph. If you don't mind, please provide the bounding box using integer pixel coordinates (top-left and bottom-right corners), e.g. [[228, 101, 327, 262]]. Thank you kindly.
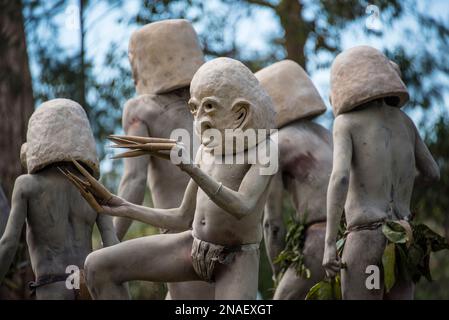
[[199, 154, 251, 190]]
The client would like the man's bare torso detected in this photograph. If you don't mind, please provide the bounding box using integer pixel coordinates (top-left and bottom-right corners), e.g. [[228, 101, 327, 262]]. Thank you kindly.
[[341, 103, 416, 228], [119, 88, 216, 299], [23, 167, 97, 277], [193, 149, 266, 246], [132, 91, 193, 209], [279, 120, 333, 224]]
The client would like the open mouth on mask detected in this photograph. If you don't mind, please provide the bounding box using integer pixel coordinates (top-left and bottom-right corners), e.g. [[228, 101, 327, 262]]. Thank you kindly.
[[196, 120, 216, 145], [201, 121, 212, 133]]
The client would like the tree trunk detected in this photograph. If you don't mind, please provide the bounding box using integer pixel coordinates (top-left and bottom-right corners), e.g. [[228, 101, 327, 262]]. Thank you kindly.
[[0, 184, 8, 237], [276, 0, 308, 69], [0, 0, 35, 299], [0, 0, 34, 201], [79, 0, 87, 110]]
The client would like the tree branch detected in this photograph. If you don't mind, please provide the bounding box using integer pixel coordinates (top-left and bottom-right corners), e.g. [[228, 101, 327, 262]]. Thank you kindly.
[[242, 0, 276, 10]]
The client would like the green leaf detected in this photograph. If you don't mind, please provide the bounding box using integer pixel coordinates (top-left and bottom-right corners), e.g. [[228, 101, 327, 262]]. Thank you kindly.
[[305, 277, 342, 300], [274, 217, 309, 282], [406, 244, 424, 281], [304, 268, 311, 279], [400, 222, 449, 283], [331, 276, 342, 300], [420, 253, 432, 282], [413, 223, 449, 252], [336, 237, 346, 252], [382, 221, 408, 244], [396, 245, 413, 282], [305, 280, 332, 300], [382, 242, 396, 292], [305, 281, 323, 300]]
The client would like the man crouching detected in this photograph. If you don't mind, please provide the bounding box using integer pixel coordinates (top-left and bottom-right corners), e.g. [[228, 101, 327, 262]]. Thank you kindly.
[[66, 58, 278, 299]]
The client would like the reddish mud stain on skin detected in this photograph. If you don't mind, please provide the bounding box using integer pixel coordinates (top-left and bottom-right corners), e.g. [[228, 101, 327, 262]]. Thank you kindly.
[[128, 117, 143, 128], [283, 151, 317, 181]]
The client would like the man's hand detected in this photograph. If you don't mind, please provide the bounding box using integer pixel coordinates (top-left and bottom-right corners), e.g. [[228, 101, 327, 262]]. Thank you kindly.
[[100, 195, 130, 218], [170, 142, 193, 169], [323, 243, 341, 278]]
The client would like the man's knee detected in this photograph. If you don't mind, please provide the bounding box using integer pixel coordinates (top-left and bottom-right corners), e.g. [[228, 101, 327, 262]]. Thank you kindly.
[[273, 268, 301, 300], [84, 251, 114, 285]]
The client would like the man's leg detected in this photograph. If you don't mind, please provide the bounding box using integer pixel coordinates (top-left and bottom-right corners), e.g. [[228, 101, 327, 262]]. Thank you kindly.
[[341, 229, 386, 300], [167, 281, 215, 300], [273, 267, 306, 300], [84, 230, 200, 299], [35, 282, 76, 300], [274, 227, 326, 300], [214, 249, 260, 300]]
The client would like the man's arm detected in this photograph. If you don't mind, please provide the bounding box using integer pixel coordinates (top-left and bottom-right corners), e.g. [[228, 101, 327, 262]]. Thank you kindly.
[[114, 114, 150, 240], [263, 171, 285, 275], [97, 214, 120, 247], [0, 176, 28, 282], [103, 178, 198, 231], [181, 155, 274, 220], [413, 125, 440, 183], [323, 116, 352, 277]]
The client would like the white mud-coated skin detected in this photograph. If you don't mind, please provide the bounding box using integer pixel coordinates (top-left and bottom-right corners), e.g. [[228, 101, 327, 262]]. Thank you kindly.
[[341, 228, 415, 299], [84, 58, 275, 300], [256, 60, 330, 299], [264, 120, 332, 299], [113, 89, 215, 299], [116, 19, 213, 299], [114, 89, 192, 233], [85, 145, 272, 299], [0, 165, 118, 299], [323, 99, 440, 299]]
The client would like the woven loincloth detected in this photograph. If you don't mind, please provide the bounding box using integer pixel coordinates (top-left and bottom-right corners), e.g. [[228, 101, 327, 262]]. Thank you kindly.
[[190, 232, 259, 283]]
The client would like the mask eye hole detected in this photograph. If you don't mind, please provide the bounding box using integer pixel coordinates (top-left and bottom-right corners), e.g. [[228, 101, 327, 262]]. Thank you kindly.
[[204, 102, 214, 112]]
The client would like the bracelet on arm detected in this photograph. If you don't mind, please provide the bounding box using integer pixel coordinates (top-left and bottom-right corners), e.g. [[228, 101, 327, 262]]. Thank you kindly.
[[213, 182, 223, 196]]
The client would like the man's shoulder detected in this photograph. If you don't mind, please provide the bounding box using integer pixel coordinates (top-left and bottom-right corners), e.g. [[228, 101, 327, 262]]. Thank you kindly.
[[396, 109, 417, 130], [123, 94, 165, 116], [279, 121, 331, 141], [333, 112, 363, 137], [334, 112, 356, 125], [13, 174, 37, 198], [122, 94, 166, 130]]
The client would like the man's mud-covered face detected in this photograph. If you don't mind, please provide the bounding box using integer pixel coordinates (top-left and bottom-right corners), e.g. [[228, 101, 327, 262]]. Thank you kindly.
[[188, 94, 249, 148]]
